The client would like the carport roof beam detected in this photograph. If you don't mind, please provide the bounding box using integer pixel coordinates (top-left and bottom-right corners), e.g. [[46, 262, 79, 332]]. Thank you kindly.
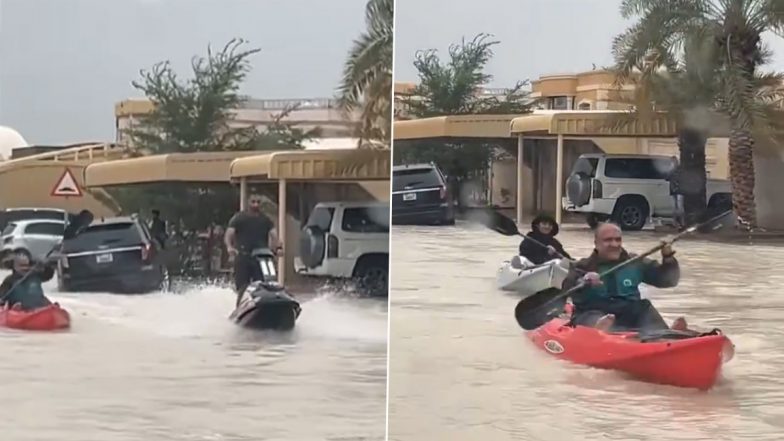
[[229, 149, 390, 182], [509, 111, 680, 137]]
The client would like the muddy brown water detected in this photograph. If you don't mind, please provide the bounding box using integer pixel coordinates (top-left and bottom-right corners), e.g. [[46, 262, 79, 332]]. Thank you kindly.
[[0, 277, 387, 441], [389, 223, 784, 441]]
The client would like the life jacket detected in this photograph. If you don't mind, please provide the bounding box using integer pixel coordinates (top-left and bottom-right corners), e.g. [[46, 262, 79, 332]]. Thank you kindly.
[[571, 250, 646, 307], [5, 274, 49, 310]]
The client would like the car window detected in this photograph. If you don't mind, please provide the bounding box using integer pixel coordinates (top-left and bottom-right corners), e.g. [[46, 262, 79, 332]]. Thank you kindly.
[[306, 207, 335, 231], [571, 158, 599, 178], [63, 222, 142, 252], [6, 210, 66, 222], [2, 223, 17, 236], [24, 222, 64, 236], [342, 207, 389, 233], [393, 168, 442, 191], [604, 158, 671, 180]]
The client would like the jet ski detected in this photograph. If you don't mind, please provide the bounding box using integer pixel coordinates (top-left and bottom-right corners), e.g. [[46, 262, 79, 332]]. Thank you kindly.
[[228, 248, 301, 330]]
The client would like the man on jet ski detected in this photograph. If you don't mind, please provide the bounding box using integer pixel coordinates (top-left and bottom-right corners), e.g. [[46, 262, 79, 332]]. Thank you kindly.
[[519, 214, 572, 265], [562, 222, 688, 333], [224, 193, 279, 306], [0, 251, 55, 311]]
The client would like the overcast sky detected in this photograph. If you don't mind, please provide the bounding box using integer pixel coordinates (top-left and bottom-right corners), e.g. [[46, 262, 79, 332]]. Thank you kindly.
[[0, 0, 367, 145], [394, 0, 784, 87]]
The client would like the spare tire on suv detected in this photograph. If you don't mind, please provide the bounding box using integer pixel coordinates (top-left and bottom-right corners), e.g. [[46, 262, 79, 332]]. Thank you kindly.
[[298, 225, 326, 268], [566, 172, 592, 207]]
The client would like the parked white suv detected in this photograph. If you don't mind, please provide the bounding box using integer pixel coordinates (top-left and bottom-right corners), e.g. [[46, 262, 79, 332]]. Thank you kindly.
[[294, 201, 389, 297], [563, 153, 732, 230]]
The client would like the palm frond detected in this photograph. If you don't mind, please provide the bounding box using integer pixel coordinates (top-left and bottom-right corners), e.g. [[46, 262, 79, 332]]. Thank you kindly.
[[336, 0, 393, 144]]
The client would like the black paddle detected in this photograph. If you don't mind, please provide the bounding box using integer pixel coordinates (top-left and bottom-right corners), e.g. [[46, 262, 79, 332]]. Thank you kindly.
[[475, 209, 572, 261], [0, 209, 94, 304], [511, 209, 733, 330]]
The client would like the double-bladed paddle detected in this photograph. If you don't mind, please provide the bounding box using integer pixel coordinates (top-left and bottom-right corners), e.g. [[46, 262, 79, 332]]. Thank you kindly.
[[472, 208, 733, 330], [473, 209, 572, 261]]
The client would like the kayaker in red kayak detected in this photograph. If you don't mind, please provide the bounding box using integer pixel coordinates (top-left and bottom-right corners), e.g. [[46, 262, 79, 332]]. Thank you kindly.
[[518, 214, 572, 265], [563, 222, 688, 333], [0, 251, 55, 311]]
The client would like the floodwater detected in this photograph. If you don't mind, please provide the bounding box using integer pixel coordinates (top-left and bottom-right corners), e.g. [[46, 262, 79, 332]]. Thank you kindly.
[[388, 222, 784, 441], [0, 277, 388, 441]]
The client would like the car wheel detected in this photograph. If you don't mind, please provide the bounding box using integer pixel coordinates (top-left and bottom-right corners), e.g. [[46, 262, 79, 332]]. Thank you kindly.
[[354, 257, 388, 298], [612, 197, 649, 231]]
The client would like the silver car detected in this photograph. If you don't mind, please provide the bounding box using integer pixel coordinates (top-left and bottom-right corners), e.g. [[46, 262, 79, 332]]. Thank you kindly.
[[1, 219, 65, 262]]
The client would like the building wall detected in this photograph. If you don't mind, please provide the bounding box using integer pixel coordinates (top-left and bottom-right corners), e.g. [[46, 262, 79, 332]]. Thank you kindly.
[[115, 97, 360, 146], [754, 148, 784, 230]]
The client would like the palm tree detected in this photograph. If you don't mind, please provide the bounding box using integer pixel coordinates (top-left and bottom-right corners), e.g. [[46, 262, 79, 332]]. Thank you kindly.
[[337, 0, 393, 148], [613, 0, 784, 230], [610, 39, 727, 226]]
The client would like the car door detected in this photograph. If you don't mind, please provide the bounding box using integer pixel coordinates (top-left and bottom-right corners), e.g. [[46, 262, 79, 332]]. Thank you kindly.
[[23, 221, 64, 260]]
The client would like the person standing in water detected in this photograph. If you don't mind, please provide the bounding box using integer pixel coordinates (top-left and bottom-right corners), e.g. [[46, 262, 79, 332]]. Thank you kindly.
[[518, 214, 572, 265], [224, 194, 278, 305], [149, 209, 168, 249]]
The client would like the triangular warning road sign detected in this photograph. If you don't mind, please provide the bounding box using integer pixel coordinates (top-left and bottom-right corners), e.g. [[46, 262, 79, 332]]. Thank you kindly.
[[51, 168, 83, 197]]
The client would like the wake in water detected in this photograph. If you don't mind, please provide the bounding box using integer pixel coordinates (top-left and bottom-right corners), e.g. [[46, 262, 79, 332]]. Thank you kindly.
[[46, 277, 387, 346]]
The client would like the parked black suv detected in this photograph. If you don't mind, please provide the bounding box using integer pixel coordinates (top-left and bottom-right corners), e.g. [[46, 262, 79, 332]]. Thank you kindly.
[[392, 163, 455, 225], [57, 215, 168, 294]]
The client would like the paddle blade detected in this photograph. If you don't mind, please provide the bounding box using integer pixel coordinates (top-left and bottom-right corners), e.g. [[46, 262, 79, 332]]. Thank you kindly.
[[64, 209, 94, 239], [473, 208, 521, 236], [695, 209, 733, 234], [514, 288, 568, 330]]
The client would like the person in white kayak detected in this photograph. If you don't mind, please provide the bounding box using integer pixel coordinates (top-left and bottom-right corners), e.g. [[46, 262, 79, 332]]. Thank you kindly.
[[518, 214, 572, 265]]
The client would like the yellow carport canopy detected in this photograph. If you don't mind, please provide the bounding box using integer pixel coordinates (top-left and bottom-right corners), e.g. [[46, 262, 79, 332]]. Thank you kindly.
[[83, 151, 260, 187], [229, 149, 390, 182]]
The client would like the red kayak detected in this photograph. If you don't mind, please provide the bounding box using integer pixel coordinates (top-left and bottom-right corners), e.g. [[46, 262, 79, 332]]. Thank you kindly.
[[0, 303, 71, 331], [529, 317, 734, 390]]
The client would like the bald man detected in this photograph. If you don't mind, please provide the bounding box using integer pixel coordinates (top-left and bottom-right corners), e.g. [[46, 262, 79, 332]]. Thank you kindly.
[[562, 222, 687, 332]]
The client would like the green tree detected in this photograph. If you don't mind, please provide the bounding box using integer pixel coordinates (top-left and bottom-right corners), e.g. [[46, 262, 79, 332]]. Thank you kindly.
[[396, 33, 534, 206], [337, 0, 393, 148], [114, 38, 320, 233], [613, 0, 784, 229]]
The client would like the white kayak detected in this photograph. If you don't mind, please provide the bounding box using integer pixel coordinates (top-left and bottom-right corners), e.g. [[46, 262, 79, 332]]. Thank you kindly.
[[495, 256, 570, 296]]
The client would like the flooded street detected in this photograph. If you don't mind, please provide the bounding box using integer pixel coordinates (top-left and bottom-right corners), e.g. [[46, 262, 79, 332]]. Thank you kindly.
[[388, 222, 784, 441], [0, 279, 387, 441]]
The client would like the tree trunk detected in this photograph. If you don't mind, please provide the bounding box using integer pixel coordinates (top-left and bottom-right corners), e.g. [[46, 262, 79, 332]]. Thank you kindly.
[[677, 128, 707, 226], [728, 128, 757, 229]]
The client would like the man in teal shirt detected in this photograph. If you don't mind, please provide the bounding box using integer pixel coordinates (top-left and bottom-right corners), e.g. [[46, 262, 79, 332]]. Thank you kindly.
[[563, 222, 687, 332], [0, 251, 55, 311]]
